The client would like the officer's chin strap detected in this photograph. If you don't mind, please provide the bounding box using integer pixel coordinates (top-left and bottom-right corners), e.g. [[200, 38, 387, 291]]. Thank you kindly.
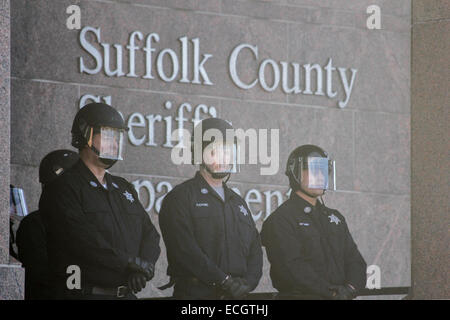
[[223, 172, 231, 184], [99, 158, 117, 170], [88, 145, 117, 169], [86, 140, 118, 170], [89, 144, 101, 158], [203, 164, 231, 181], [319, 194, 333, 216], [298, 185, 321, 200], [291, 166, 318, 199]]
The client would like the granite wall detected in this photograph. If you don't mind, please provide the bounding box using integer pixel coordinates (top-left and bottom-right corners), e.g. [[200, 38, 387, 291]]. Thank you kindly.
[[0, 0, 25, 300], [0, 0, 10, 266], [411, 0, 449, 299], [9, 0, 412, 299]]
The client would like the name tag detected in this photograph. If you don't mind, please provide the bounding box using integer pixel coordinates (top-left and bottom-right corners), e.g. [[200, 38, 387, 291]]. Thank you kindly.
[[298, 222, 310, 226], [196, 203, 209, 207]]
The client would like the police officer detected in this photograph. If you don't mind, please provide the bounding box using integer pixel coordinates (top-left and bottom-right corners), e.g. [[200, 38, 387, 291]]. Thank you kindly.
[[261, 145, 367, 300], [159, 118, 263, 299], [16, 149, 79, 300], [39, 103, 161, 299]]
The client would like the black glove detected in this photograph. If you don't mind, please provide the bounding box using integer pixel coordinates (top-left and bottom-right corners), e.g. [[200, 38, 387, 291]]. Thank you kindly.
[[235, 278, 252, 298], [329, 285, 357, 300], [221, 276, 251, 299], [126, 257, 154, 281], [127, 272, 148, 294]]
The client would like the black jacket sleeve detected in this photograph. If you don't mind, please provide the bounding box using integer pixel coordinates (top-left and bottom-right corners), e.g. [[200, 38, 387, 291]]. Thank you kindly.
[[39, 181, 129, 273], [341, 216, 367, 292], [129, 185, 161, 266], [16, 212, 49, 284], [265, 216, 335, 298], [242, 202, 263, 290], [244, 227, 263, 290], [159, 191, 227, 286]]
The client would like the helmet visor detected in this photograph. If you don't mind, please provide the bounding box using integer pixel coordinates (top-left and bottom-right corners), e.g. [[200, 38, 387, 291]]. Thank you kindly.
[[203, 142, 239, 174], [299, 157, 336, 190], [96, 126, 124, 161]]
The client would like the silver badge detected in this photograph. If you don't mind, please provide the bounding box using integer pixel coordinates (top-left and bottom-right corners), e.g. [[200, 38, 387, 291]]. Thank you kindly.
[[112, 182, 119, 189], [90, 181, 97, 187], [239, 205, 248, 216], [123, 191, 134, 203], [304, 207, 312, 213], [201, 188, 208, 194], [328, 213, 341, 225]]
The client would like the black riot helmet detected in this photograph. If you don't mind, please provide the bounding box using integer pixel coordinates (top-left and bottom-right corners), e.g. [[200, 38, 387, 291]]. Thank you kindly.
[[39, 149, 79, 185], [285, 144, 336, 196], [191, 117, 239, 180], [71, 103, 128, 169]]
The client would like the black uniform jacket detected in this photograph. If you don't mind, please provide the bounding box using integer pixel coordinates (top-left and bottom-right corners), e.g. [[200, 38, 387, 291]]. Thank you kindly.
[[159, 171, 263, 290], [261, 192, 367, 298], [16, 210, 51, 299], [39, 160, 160, 289]]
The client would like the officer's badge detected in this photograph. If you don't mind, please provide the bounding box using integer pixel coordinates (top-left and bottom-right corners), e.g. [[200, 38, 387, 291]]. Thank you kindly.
[[112, 182, 119, 189], [304, 206, 312, 213], [123, 190, 134, 203], [90, 181, 98, 187], [239, 205, 248, 216], [201, 188, 208, 194], [328, 213, 341, 225]]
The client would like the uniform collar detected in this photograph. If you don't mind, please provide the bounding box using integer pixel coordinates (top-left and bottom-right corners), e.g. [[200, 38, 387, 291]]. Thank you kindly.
[[75, 159, 112, 190], [194, 171, 234, 202], [288, 191, 321, 215]]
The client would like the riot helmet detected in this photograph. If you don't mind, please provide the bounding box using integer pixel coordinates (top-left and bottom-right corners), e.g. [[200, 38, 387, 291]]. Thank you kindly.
[[285, 144, 336, 197], [71, 103, 128, 169], [191, 118, 240, 180], [39, 149, 79, 185]]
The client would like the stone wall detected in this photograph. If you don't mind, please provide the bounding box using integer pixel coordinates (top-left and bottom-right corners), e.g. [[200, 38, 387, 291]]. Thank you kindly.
[[0, 0, 25, 300], [411, 0, 449, 299]]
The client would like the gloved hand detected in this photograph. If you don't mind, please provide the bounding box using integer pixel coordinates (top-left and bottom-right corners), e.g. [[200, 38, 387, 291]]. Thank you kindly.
[[127, 272, 148, 294], [126, 257, 154, 281], [329, 284, 357, 300], [221, 276, 251, 299], [235, 278, 252, 298]]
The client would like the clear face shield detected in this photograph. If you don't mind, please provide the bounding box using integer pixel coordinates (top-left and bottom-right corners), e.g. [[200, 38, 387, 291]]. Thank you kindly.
[[299, 157, 336, 191], [85, 126, 125, 161], [203, 141, 240, 175]]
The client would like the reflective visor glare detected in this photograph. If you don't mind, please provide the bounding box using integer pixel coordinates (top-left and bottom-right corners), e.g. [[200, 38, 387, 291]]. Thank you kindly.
[[99, 127, 124, 160], [307, 157, 329, 189], [203, 143, 236, 173], [300, 157, 333, 190], [231, 143, 240, 173]]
